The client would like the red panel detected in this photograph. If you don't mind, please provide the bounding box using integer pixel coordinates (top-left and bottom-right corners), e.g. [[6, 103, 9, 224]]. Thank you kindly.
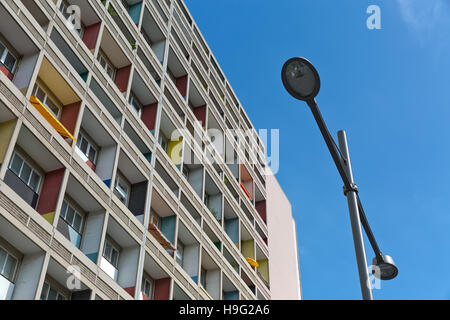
[[124, 286, 135, 298], [154, 277, 170, 300], [36, 168, 65, 215], [0, 66, 14, 80], [193, 105, 206, 128], [82, 22, 101, 51], [86, 160, 96, 172], [175, 75, 188, 97], [256, 200, 267, 222], [141, 103, 158, 132], [114, 65, 131, 92], [60, 102, 81, 135]]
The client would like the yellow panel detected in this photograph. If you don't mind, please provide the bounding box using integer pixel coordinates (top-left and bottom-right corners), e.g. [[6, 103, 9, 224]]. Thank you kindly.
[[257, 259, 269, 282], [0, 119, 16, 163], [29, 96, 76, 141], [42, 211, 55, 224], [241, 239, 254, 259], [168, 138, 183, 165]]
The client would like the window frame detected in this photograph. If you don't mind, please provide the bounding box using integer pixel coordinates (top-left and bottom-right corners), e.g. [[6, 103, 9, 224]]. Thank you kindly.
[[0, 245, 18, 283], [8, 151, 42, 193], [40, 281, 67, 300], [149, 210, 161, 229], [32, 83, 62, 119], [129, 92, 143, 117], [97, 50, 116, 81], [102, 238, 120, 268], [0, 39, 18, 73], [76, 131, 99, 165], [60, 199, 85, 235], [113, 172, 131, 206], [141, 274, 155, 299]]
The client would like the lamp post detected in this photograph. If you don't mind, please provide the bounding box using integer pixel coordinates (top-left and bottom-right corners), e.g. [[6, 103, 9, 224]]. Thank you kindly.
[[281, 57, 398, 300]]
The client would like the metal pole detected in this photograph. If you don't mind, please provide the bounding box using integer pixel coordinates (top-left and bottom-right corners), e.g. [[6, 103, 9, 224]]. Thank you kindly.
[[337, 130, 373, 300]]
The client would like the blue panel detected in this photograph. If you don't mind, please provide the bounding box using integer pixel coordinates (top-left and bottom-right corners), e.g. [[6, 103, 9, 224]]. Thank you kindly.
[[68, 225, 82, 248], [191, 276, 198, 284], [86, 252, 98, 264], [143, 152, 151, 162], [79, 72, 88, 82], [224, 291, 239, 300], [128, 2, 142, 24], [160, 215, 176, 244], [225, 218, 239, 243], [103, 179, 111, 187]]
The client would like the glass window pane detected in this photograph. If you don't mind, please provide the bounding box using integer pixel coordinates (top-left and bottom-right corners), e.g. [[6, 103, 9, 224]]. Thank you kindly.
[[73, 213, 82, 233], [4, 53, 16, 72], [0, 42, 5, 58], [29, 171, 41, 192], [66, 206, 75, 225], [80, 138, 88, 154], [103, 242, 111, 259], [60, 200, 68, 219], [3, 255, 17, 280], [36, 87, 46, 102], [88, 147, 96, 164], [45, 98, 59, 117], [40, 282, 49, 300], [0, 248, 6, 273], [20, 163, 32, 184], [111, 249, 118, 267], [47, 287, 58, 300], [9, 154, 23, 176]]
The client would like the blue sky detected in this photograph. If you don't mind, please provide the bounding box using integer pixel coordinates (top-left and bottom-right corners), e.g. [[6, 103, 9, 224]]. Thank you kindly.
[[184, 0, 450, 299]]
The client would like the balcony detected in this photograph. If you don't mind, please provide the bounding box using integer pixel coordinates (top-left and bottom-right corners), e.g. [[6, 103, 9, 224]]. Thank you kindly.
[[240, 164, 254, 202], [40, 258, 92, 300], [140, 252, 171, 300], [100, 217, 140, 291], [181, 146, 203, 199], [187, 81, 207, 130], [199, 249, 220, 299], [158, 109, 183, 168], [119, 0, 143, 26], [0, 10, 40, 90], [224, 200, 239, 247], [176, 221, 200, 284], [180, 192, 201, 226], [148, 189, 176, 251], [19, 0, 50, 32], [255, 245, 269, 288], [5, 126, 65, 224], [113, 149, 148, 222], [0, 215, 46, 300], [58, 174, 106, 264], [141, 6, 166, 65], [123, 120, 152, 162], [254, 185, 267, 224], [240, 225, 256, 270], [167, 46, 188, 96], [222, 274, 239, 300], [96, 27, 132, 94], [0, 102, 17, 168], [172, 282, 191, 300], [76, 107, 117, 186], [204, 172, 223, 225], [108, 1, 137, 46]]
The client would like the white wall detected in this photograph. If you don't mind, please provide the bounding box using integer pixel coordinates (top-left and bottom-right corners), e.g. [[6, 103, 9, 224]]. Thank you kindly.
[[11, 252, 46, 300], [96, 145, 116, 183], [183, 245, 199, 278], [267, 171, 302, 300], [13, 53, 39, 92], [117, 246, 140, 289], [81, 210, 105, 261]]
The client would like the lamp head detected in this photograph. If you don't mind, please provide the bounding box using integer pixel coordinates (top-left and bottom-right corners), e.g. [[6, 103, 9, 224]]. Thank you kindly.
[[281, 57, 321, 102], [372, 255, 398, 280]]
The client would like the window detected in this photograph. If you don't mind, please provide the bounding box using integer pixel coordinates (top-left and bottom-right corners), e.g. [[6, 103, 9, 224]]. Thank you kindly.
[[59, 0, 84, 37], [129, 93, 142, 117], [141, 275, 154, 299], [0, 40, 17, 73], [176, 240, 184, 266], [149, 210, 161, 229], [0, 246, 18, 282], [9, 152, 42, 193], [182, 165, 190, 180], [97, 50, 116, 80], [114, 173, 130, 206], [76, 132, 98, 165], [102, 239, 120, 268], [32, 83, 61, 118], [40, 282, 66, 300], [60, 199, 84, 235], [204, 194, 210, 207], [159, 134, 169, 153], [141, 29, 153, 47], [200, 267, 207, 288]]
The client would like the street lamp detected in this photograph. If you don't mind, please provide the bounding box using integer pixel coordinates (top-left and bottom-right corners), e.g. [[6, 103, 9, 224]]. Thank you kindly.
[[282, 57, 398, 300]]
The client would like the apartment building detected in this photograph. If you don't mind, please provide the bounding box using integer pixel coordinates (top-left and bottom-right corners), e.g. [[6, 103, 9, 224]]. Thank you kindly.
[[0, 0, 301, 300]]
